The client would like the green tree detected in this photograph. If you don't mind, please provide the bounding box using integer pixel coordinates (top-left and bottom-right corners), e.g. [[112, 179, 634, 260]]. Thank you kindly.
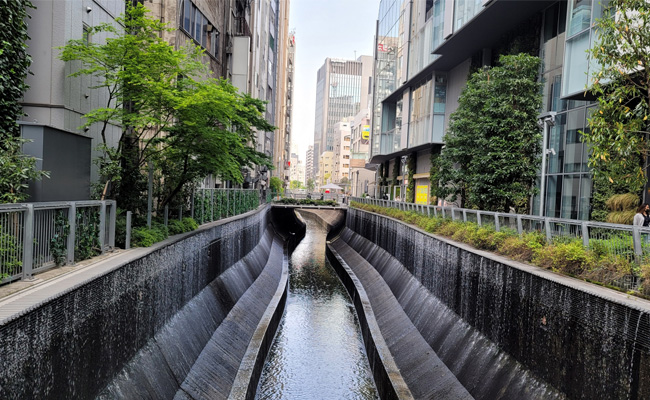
[[155, 79, 272, 208], [584, 0, 650, 210], [290, 180, 304, 189], [59, 4, 205, 211], [306, 178, 315, 191], [0, 0, 48, 203], [433, 54, 542, 212], [270, 176, 283, 194]]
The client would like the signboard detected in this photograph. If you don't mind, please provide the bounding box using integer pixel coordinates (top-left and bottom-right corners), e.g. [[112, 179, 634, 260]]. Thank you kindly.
[[415, 185, 428, 205], [362, 125, 370, 140], [350, 159, 365, 168]]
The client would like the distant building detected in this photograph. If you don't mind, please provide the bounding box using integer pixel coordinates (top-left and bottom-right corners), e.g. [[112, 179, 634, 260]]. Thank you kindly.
[[318, 151, 334, 187], [289, 153, 305, 186], [350, 109, 375, 197], [332, 121, 351, 185], [305, 145, 314, 183], [313, 56, 373, 177]]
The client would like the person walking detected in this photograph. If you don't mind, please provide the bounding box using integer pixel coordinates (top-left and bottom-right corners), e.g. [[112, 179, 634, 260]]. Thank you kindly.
[[633, 203, 650, 226]]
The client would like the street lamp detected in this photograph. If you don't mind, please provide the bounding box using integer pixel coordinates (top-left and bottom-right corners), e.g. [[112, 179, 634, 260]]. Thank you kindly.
[[538, 111, 556, 217]]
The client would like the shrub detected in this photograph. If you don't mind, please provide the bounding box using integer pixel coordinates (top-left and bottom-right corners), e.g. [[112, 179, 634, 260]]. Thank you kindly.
[[182, 217, 198, 231], [497, 236, 536, 262], [131, 224, 169, 247], [581, 254, 631, 285], [168, 219, 185, 235], [533, 240, 594, 275]]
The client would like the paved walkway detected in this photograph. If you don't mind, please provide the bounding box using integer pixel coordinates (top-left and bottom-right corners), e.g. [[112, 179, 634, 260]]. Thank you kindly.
[[0, 248, 149, 324]]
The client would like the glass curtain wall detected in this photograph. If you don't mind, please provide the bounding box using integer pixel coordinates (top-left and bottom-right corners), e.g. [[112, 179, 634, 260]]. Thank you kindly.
[[453, 0, 483, 31], [372, 0, 407, 157], [536, 1, 594, 220], [562, 0, 611, 96], [326, 62, 362, 151]]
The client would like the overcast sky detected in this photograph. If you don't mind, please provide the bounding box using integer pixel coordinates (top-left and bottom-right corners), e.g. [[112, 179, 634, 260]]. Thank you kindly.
[[288, 0, 378, 159]]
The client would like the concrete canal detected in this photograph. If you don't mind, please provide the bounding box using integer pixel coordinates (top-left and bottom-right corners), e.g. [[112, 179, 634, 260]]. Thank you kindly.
[[256, 211, 378, 399]]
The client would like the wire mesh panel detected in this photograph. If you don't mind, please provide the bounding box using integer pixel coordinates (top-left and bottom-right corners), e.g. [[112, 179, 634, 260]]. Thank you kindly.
[[587, 225, 636, 262], [32, 207, 63, 271], [465, 210, 478, 224], [0, 209, 25, 282], [548, 220, 583, 244]]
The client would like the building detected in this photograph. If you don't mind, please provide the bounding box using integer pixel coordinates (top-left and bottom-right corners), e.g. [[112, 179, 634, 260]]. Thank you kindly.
[[350, 109, 375, 197], [332, 120, 351, 185], [21, 0, 127, 200], [305, 145, 314, 184], [289, 152, 305, 186], [371, 0, 595, 218], [318, 151, 334, 187], [273, 27, 295, 186], [313, 56, 373, 177]]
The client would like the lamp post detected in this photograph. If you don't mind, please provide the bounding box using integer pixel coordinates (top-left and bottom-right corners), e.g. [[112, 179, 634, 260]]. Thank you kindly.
[[538, 111, 556, 217]]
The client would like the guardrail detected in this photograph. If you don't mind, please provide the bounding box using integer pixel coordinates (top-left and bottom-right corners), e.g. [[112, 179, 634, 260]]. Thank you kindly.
[[192, 188, 267, 225], [351, 197, 650, 270], [0, 200, 116, 284]]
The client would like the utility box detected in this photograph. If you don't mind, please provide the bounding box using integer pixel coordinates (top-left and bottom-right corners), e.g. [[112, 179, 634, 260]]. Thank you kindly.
[[20, 123, 91, 202]]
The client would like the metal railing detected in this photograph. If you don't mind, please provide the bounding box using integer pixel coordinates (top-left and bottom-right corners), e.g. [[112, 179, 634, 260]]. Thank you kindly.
[[350, 197, 650, 268], [192, 188, 266, 225], [0, 200, 116, 284]]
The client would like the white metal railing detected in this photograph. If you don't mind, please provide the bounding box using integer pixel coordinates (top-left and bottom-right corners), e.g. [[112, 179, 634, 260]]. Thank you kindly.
[[0, 200, 116, 284], [350, 197, 650, 269]]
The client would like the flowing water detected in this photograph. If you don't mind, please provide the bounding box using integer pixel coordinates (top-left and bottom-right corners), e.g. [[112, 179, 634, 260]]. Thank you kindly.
[[256, 212, 378, 400]]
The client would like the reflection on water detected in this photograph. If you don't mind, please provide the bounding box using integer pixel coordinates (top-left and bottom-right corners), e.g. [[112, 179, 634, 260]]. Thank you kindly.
[[256, 212, 378, 400]]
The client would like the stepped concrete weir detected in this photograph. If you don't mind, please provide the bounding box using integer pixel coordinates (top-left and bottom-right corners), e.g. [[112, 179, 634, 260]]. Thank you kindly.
[[1, 205, 649, 399]]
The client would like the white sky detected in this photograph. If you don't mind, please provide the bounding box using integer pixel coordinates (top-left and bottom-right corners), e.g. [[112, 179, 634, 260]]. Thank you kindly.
[[288, 0, 378, 160]]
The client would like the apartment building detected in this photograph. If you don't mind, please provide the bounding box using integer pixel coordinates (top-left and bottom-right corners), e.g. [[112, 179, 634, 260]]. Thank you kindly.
[[305, 145, 314, 184], [350, 109, 375, 197], [371, 0, 597, 219]]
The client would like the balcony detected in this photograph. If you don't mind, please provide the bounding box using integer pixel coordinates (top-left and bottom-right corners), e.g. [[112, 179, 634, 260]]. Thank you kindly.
[[233, 17, 251, 37]]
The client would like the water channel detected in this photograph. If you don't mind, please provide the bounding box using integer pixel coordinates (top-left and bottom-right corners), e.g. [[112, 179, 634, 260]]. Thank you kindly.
[[256, 212, 378, 399]]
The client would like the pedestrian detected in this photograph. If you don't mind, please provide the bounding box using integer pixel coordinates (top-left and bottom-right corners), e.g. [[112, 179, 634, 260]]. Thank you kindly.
[[633, 203, 650, 226]]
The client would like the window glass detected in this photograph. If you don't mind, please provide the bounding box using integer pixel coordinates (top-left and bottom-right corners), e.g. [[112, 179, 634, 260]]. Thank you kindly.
[[562, 31, 590, 96], [547, 113, 565, 174], [194, 12, 202, 44], [545, 175, 563, 218], [567, 0, 592, 37], [183, 0, 192, 32], [561, 175, 580, 219], [434, 75, 446, 113]]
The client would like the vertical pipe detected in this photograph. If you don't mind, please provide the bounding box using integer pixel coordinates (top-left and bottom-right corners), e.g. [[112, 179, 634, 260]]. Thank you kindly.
[[125, 211, 132, 249], [22, 204, 34, 280], [67, 203, 76, 265], [164, 205, 169, 226]]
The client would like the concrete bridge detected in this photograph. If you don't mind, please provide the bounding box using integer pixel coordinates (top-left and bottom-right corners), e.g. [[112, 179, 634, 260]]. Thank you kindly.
[[0, 205, 649, 399]]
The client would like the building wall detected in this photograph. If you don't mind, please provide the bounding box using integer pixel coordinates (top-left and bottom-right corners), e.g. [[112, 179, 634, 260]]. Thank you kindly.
[[23, 0, 124, 185]]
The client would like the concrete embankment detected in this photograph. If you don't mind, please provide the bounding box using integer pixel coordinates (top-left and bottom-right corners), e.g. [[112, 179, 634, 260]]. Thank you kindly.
[[338, 207, 650, 399], [0, 206, 303, 400]]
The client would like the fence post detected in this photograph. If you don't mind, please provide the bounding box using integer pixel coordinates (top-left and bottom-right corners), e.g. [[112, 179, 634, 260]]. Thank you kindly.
[[164, 205, 169, 226], [108, 202, 116, 249], [179, 205, 183, 221], [441, 207, 445, 219], [451, 208, 456, 221], [427, 205, 431, 217], [516, 215, 523, 235], [67, 202, 76, 265], [477, 212, 482, 226], [544, 217, 552, 243], [462, 210, 467, 222], [494, 213, 500, 232], [633, 226, 643, 261], [191, 190, 195, 219], [581, 221, 590, 248], [125, 211, 132, 249], [22, 204, 34, 280], [99, 201, 106, 254]]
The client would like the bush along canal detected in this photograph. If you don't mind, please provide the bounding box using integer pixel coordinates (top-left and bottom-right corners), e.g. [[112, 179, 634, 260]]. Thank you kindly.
[[256, 211, 378, 399]]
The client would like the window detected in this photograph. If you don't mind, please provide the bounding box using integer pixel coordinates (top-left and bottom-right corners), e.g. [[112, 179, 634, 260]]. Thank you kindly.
[[181, 1, 219, 57]]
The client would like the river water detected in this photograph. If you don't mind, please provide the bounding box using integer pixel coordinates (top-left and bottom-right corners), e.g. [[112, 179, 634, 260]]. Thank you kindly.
[[256, 212, 378, 400]]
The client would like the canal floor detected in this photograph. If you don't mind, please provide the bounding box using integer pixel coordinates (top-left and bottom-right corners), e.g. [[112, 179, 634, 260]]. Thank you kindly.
[[256, 212, 378, 399]]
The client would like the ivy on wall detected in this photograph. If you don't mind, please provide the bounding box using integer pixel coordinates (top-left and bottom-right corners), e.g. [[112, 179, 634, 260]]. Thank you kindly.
[[0, 0, 48, 203]]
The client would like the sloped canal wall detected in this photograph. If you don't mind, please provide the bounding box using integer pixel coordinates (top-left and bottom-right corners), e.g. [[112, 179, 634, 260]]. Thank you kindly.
[[341, 208, 650, 399], [0, 206, 300, 400]]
